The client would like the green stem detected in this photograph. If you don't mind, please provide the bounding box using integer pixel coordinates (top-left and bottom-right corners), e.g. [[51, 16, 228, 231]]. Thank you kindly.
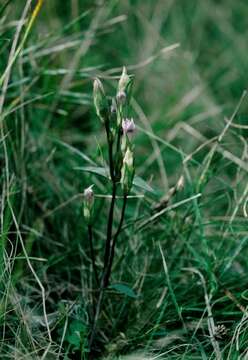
[[89, 110, 124, 354], [88, 279, 104, 356], [89, 159, 117, 352], [105, 193, 127, 287], [103, 181, 117, 272], [108, 140, 115, 180], [88, 194, 127, 355], [105, 122, 115, 181], [88, 225, 99, 286]]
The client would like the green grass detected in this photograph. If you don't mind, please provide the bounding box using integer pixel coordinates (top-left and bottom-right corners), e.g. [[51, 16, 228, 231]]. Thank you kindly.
[[0, 0, 248, 359]]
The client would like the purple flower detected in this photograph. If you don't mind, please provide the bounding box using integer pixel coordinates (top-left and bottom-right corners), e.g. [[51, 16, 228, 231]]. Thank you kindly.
[[122, 118, 135, 135]]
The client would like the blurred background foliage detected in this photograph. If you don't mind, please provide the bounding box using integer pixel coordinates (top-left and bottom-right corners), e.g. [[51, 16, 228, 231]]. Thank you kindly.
[[0, 0, 248, 358]]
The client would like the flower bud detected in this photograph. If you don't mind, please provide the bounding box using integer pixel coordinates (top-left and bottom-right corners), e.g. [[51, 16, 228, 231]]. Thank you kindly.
[[110, 98, 117, 114], [118, 67, 129, 91], [93, 78, 108, 121], [117, 67, 133, 105], [122, 118, 135, 135], [108, 98, 118, 141], [121, 134, 127, 153], [83, 185, 94, 224], [121, 147, 134, 193], [123, 147, 133, 168], [116, 90, 126, 105]]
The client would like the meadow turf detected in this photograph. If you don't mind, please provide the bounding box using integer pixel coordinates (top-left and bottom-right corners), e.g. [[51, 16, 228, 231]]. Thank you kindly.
[[0, 1, 248, 359]]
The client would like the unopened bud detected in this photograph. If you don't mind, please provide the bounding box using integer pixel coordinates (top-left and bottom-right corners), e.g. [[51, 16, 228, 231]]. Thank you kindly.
[[109, 98, 118, 141], [93, 78, 108, 121], [117, 67, 133, 105], [116, 90, 126, 105], [122, 118, 135, 135], [121, 147, 134, 193], [83, 185, 94, 224], [84, 185, 94, 202], [123, 147, 133, 168], [118, 67, 129, 91], [110, 98, 117, 114]]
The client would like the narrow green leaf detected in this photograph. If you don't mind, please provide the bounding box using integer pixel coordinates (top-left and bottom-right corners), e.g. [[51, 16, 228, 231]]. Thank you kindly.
[[53, 139, 96, 165], [75, 166, 110, 179], [133, 176, 155, 193], [110, 283, 138, 299], [76, 166, 155, 193]]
